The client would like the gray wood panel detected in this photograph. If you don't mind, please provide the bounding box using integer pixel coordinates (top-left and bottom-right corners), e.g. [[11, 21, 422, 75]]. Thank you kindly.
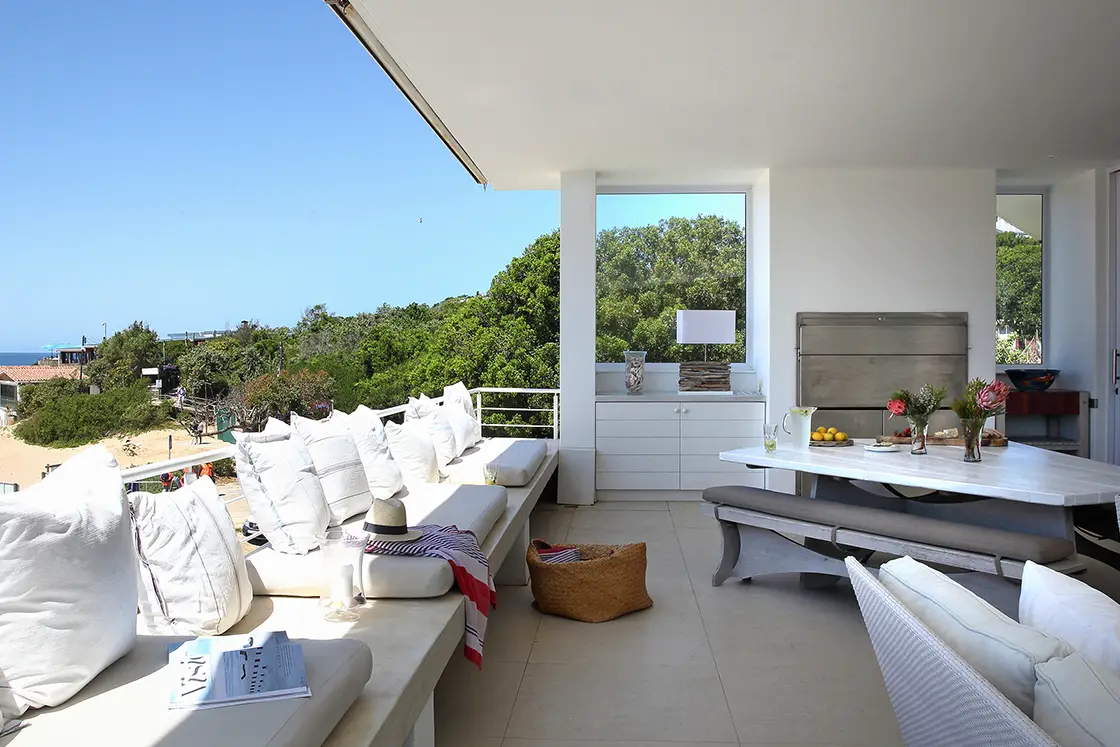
[[799, 323, 967, 356], [799, 354, 967, 408]]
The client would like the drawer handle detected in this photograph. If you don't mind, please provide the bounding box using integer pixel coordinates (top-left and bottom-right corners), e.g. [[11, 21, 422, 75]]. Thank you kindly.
[[681, 407, 689, 414], [673, 407, 680, 413]]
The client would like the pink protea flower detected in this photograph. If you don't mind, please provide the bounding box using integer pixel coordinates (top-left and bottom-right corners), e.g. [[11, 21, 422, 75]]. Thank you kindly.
[[886, 399, 907, 418], [976, 380, 1010, 412]]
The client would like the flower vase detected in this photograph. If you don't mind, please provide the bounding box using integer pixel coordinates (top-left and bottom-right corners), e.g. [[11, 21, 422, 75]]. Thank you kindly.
[[960, 417, 986, 463], [908, 418, 929, 455]]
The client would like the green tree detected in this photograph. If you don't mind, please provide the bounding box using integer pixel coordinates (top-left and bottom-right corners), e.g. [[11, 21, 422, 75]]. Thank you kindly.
[[18, 376, 89, 418], [996, 230, 1043, 345], [86, 322, 160, 390], [177, 344, 237, 398], [15, 385, 170, 447]]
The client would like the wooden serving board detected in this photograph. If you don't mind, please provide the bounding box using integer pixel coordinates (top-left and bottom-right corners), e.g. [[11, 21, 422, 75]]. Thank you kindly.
[[808, 439, 855, 447], [879, 434, 1009, 447]]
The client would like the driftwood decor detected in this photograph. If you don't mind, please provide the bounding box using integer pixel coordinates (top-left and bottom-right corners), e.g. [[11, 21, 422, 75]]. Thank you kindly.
[[678, 361, 731, 392]]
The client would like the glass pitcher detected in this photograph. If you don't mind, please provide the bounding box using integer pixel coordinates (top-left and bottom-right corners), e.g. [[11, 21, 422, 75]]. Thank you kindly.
[[782, 406, 818, 451]]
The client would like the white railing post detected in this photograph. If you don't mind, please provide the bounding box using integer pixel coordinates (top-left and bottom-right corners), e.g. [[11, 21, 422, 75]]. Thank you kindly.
[[552, 392, 559, 439], [475, 391, 483, 436]]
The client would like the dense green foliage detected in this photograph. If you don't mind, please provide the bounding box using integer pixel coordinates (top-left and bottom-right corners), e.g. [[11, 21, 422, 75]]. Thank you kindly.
[[86, 322, 160, 389], [996, 230, 1042, 364], [16, 385, 173, 447], [242, 369, 335, 428], [18, 376, 88, 419]]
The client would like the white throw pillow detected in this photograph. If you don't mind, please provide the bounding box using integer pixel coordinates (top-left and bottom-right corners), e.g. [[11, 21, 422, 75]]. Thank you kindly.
[[384, 419, 440, 489], [0, 446, 137, 719], [405, 393, 440, 421], [341, 406, 404, 500], [129, 477, 252, 636], [235, 423, 330, 554], [1035, 653, 1120, 747], [291, 413, 374, 525], [425, 411, 459, 468], [879, 556, 1072, 715], [1020, 560, 1120, 679], [443, 404, 479, 458], [444, 381, 482, 447]]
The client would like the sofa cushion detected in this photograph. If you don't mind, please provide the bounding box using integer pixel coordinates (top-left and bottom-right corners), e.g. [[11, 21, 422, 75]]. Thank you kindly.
[[235, 421, 330, 555], [246, 483, 507, 599], [879, 556, 1072, 716], [423, 411, 459, 469], [444, 438, 548, 487], [291, 413, 374, 525], [343, 406, 404, 500], [443, 382, 482, 448], [129, 477, 252, 637], [404, 393, 439, 421], [0, 446, 137, 720], [1034, 653, 1120, 747], [703, 486, 1075, 564], [443, 404, 479, 458], [1020, 559, 1120, 679], [384, 419, 440, 490], [9, 636, 372, 747]]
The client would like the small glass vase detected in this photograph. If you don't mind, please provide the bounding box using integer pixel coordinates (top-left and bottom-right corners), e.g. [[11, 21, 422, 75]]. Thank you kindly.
[[623, 350, 647, 395], [908, 418, 930, 455], [316, 528, 368, 623], [960, 417, 986, 463]]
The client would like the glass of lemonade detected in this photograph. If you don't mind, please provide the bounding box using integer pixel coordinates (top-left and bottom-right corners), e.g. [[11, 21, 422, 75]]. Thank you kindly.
[[763, 424, 779, 453]]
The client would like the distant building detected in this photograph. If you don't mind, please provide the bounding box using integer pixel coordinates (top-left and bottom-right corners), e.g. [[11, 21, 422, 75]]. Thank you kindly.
[[0, 365, 81, 411], [162, 330, 235, 345], [53, 343, 99, 366]]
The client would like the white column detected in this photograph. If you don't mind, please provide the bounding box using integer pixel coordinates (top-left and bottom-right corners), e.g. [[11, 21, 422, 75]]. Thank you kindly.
[[559, 170, 597, 505]]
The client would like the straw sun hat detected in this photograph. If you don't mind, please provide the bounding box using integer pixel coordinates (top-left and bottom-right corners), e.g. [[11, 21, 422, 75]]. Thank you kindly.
[[362, 497, 423, 543]]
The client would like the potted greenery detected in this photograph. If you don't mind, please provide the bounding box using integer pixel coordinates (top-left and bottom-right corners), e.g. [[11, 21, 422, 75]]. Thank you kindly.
[[886, 384, 947, 455], [951, 378, 1011, 462]]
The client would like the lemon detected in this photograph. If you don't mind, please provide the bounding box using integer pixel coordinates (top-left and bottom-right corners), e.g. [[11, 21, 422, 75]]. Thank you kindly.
[[823, 433, 835, 441], [816, 426, 827, 433], [827, 427, 838, 435], [835, 432, 848, 442], [811, 432, 824, 441]]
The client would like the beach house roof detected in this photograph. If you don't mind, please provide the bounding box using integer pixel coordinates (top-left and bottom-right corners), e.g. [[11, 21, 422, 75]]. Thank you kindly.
[[0, 365, 81, 384]]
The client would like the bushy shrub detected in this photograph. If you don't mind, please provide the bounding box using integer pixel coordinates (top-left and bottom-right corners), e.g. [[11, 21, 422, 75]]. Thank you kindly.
[[210, 457, 236, 478], [15, 385, 171, 447], [242, 368, 335, 426], [18, 376, 87, 419]]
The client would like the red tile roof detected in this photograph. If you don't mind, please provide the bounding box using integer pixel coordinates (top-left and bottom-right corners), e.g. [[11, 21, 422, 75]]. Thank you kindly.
[[0, 365, 82, 384]]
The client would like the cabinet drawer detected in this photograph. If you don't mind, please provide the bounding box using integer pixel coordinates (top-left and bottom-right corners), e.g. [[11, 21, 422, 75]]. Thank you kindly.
[[681, 436, 761, 455], [596, 402, 681, 420], [681, 419, 762, 439], [597, 454, 679, 473], [596, 437, 680, 455], [680, 402, 765, 421], [596, 472, 680, 490], [597, 419, 679, 438], [681, 454, 761, 474], [680, 471, 765, 491]]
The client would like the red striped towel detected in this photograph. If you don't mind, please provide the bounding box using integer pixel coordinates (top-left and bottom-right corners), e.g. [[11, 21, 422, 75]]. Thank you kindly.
[[365, 524, 496, 668]]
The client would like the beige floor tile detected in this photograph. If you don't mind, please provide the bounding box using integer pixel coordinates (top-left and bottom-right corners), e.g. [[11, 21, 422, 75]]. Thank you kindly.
[[668, 500, 717, 529], [488, 585, 543, 663], [506, 661, 738, 742], [569, 508, 676, 532], [435, 657, 526, 738], [440, 737, 502, 747], [587, 501, 670, 511], [530, 506, 574, 543]]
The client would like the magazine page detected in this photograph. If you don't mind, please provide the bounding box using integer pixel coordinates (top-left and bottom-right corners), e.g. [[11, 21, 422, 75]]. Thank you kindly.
[[168, 631, 309, 710]]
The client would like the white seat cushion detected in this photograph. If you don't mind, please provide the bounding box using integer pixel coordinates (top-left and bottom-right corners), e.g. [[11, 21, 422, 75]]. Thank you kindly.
[[423, 411, 459, 469], [1020, 559, 1120, 679], [129, 477, 253, 637], [1034, 653, 1120, 747], [246, 483, 507, 599], [0, 446, 137, 720], [343, 406, 404, 500], [11, 636, 372, 747], [384, 419, 440, 490], [443, 438, 548, 487], [879, 556, 1072, 716], [290, 413, 374, 525], [404, 393, 439, 421], [443, 382, 482, 448]]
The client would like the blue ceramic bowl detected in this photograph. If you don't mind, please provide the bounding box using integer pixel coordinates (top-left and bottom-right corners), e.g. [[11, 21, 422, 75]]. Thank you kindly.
[[1004, 369, 1059, 392]]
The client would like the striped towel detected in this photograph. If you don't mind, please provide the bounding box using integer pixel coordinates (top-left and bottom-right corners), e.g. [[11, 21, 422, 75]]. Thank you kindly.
[[538, 546, 582, 563], [365, 525, 496, 668]]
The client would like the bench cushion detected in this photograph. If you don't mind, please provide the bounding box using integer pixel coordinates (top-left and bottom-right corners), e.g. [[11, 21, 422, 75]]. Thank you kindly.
[[443, 438, 548, 487], [9, 636, 372, 747], [246, 483, 507, 599], [703, 486, 1074, 564]]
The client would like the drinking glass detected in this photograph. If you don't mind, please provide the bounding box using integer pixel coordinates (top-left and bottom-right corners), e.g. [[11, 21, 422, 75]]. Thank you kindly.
[[763, 424, 779, 453], [482, 464, 499, 485], [316, 528, 368, 623]]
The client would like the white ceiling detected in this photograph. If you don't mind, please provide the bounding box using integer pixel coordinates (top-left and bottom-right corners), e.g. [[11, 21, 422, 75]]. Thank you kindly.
[[349, 0, 1120, 190]]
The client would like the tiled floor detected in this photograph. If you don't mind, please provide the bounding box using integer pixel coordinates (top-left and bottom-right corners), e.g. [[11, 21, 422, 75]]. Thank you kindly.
[[435, 501, 905, 747]]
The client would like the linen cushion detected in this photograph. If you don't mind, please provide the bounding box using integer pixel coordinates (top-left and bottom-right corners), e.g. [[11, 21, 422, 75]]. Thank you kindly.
[[1020, 559, 1120, 678], [424, 411, 459, 468], [11, 636, 373, 747], [129, 477, 252, 636], [879, 556, 1072, 715], [443, 404, 478, 458], [443, 381, 482, 447], [384, 419, 440, 489], [291, 413, 374, 525], [0, 446, 137, 719], [404, 393, 439, 421], [1034, 653, 1120, 747], [246, 483, 507, 599], [443, 437, 549, 487], [235, 421, 330, 555], [343, 406, 404, 500]]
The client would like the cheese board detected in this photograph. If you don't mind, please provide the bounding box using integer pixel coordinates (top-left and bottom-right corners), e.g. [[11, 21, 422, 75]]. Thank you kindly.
[[808, 439, 855, 447]]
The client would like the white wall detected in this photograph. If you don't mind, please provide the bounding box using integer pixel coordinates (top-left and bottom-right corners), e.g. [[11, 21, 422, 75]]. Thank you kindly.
[[761, 168, 997, 491]]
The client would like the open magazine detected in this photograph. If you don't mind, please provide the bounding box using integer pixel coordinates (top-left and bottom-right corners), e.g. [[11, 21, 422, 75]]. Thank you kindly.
[[168, 631, 310, 710]]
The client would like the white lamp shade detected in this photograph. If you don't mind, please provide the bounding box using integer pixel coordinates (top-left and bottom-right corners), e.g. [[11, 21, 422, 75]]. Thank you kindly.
[[676, 310, 737, 345]]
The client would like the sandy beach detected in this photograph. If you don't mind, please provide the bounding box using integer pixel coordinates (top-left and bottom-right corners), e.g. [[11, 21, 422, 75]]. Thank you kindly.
[[0, 426, 227, 489]]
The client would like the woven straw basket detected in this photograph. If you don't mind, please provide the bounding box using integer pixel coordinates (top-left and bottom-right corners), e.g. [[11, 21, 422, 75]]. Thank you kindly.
[[526, 541, 653, 623]]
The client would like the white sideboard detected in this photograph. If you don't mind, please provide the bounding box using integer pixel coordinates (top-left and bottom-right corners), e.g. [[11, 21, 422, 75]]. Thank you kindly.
[[595, 396, 765, 500]]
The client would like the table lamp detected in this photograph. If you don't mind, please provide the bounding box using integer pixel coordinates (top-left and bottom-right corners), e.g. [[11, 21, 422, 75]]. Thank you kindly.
[[676, 309, 735, 393]]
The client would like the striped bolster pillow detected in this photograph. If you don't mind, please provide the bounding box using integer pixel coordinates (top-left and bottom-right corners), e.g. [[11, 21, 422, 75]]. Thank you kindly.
[[538, 547, 582, 564]]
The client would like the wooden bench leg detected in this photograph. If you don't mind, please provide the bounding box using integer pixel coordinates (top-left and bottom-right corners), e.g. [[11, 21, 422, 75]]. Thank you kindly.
[[405, 691, 435, 747], [496, 521, 530, 586], [714, 522, 849, 585]]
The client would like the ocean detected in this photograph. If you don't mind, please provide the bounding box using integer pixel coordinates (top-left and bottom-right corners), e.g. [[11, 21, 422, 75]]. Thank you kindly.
[[0, 352, 46, 366]]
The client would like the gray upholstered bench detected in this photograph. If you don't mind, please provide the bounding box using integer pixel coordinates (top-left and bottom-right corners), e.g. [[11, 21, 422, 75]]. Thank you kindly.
[[702, 486, 1075, 585]]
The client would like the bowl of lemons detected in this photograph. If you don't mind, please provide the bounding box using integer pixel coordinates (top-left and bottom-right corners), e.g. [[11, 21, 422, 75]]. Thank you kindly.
[[809, 426, 852, 446]]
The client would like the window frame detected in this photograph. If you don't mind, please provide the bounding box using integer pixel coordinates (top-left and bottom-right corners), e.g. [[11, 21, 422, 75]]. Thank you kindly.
[[592, 186, 753, 373], [995, 187, 1049, 370]]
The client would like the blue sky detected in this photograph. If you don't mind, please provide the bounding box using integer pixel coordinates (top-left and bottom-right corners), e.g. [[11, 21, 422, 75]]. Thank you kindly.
[[0, 2, 743, 351]]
